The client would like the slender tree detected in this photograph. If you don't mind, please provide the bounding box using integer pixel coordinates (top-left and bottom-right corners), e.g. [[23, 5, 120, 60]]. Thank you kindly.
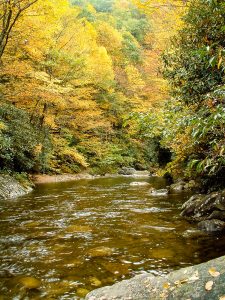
[[0, 0, 38, 59]]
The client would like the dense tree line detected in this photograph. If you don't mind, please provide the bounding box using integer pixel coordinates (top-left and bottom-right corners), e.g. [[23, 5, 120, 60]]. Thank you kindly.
[[0, 0, 166, 174], [133, 0, 225, 189]]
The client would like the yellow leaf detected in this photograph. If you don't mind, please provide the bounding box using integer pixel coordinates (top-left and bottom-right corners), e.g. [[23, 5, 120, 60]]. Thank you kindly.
[[219, 296, 225, 300], [163, 282, 170, 289], [205, 280, 214, 291], [218, 57, 223, 69], [208, 267, 220, 277]]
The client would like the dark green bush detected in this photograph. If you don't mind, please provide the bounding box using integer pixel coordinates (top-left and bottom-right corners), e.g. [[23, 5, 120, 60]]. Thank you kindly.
[[0, 103, 51, 173]]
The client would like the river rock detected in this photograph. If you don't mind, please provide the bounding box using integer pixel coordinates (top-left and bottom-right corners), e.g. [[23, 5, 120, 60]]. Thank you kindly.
[[101, 261, 130, 276], [118, 167, 136, 175], [197, 219, 225, 233], [181, 193, 219, 220], [150, 188, 169, 196], [85, 255, 225, 300], [170, 181, 185, 192], [65, 225, 92, 233], [181, 189, 225, 233], [89, 277, 102, 287], [214, 189, 225, 210], [18, 276, 41, 289], [87, 246, 114, 258], [184, 180, 199, 190], [130, 182, 150, 186], [208, 210, 225, 221], [77, 288, 90, 298], [0, 175, 32, 200]]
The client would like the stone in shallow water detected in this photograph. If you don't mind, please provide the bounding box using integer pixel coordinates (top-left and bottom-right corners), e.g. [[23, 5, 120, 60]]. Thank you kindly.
[[76, 288, 90, 297], [101, 261, 131, 276], [64, 258, 84, 267], [24, 221, 42, 228], [149, 248, 175, 260], [150, 188, 169, 196], [89, 277, 102, 287], [118, 167, 136, 175], [88, 246, 114, 257], [130, 182, 150, 186], [18, 276, 41, 289], [65, 225, 92, 233]]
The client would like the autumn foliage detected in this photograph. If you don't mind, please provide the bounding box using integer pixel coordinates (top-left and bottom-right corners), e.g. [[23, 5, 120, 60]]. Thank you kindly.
[[0, 0, 171, 174]]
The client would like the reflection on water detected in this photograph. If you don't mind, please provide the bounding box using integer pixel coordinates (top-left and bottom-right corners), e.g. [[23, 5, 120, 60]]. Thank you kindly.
[[0, 176, 225, 299]]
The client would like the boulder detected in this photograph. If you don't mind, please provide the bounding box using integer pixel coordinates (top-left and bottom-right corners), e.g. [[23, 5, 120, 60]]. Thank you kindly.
[[181, 194, 204, 219], [181, 189, 225, 233], [86, 255, 225, 300], [118, 168, 150, 177], [170, 181, 185, 192], [118, 168, 136, 175], [214, 190, 225, 211], [208, 210, 225, 221], [0, 175, 32, 200], [197, 219, 225, 233], [87, 247, 114, 258], [181, 192, 221, 221], [184, 180, 200, 191], [170, 179, 199, 192], [18, 276, 41, 289]]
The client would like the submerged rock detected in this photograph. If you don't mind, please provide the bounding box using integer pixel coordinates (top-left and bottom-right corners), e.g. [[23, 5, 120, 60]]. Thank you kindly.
[[18, 276, 41, 289], [101, 261, 130, 276], [65, 225, 92, 233], [86, 255, 225, 300], [77, 288, 90, 298], [87, 246, 114, 258], [89, 277, 102, 287]]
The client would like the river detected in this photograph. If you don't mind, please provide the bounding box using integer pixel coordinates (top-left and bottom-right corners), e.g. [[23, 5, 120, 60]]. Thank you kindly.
[[0, 176, 225, 299]]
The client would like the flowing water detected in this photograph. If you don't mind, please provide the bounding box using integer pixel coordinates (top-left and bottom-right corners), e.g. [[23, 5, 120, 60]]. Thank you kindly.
[[1, 176, 225, 299]]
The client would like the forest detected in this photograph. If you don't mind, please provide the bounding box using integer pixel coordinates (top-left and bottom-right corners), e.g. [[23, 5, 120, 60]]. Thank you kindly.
[[1, 1, 225, 299], [0, 0, 225, 191]]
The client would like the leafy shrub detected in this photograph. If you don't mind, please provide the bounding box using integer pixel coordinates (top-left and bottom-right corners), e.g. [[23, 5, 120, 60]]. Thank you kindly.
[[161, 0, 225, 188], [0, 103, 51, 173]]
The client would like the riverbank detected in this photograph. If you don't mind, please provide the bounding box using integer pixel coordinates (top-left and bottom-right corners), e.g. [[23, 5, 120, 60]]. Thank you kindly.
[[32, 169, 150, 184], [86, 255, 225, 300], [32, 173, 95, 184], [0, 175, 33, 200]]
